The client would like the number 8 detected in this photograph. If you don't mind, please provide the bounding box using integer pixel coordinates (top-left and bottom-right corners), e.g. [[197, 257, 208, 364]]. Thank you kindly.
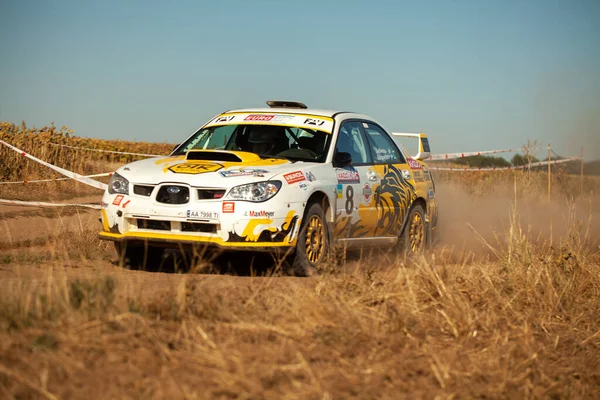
[[345, 186, 354, 214]]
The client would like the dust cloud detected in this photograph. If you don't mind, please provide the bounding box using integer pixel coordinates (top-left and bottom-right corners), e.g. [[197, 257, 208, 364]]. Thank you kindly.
[[433, 182, 600, 257]]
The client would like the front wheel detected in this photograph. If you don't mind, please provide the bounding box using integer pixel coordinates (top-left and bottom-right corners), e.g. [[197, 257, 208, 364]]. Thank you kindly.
[[398, 204, 427, 257], [290, 202, 329, 276]]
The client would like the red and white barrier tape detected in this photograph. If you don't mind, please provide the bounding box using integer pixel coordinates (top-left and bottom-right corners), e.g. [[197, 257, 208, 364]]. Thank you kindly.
[[48, 142, 164, 157], [428, 146, 548, 161], [0, 172, 113, 185], [428, 157, 580, 171], [428, 148, 515, 160], [0, 198, 101, 210], [0, 139, 108, 190]]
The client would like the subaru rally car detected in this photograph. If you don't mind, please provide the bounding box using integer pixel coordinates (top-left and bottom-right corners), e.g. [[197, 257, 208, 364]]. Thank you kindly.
[[99, 101, 438, 276]]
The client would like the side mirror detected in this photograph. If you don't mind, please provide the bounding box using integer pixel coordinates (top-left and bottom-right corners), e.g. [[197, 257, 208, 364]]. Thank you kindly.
[[333, 151, 352, 167]]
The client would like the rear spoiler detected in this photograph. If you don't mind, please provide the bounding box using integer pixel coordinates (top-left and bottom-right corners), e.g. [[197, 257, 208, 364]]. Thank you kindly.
[[391, 132, 431, 161]]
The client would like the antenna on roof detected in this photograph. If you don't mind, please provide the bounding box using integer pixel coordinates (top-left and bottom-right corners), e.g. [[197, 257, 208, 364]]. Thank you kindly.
[[266, 100, 307, 109]]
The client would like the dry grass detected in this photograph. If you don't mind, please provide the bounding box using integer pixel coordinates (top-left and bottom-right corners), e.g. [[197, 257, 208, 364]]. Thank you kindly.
[[1, 186, 599, 399], [0, 121, 172, 183], [1, 124, 599, 398]]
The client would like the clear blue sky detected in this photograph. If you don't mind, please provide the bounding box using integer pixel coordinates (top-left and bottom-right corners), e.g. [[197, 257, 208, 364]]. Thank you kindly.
[[1, 0, 599, 160]]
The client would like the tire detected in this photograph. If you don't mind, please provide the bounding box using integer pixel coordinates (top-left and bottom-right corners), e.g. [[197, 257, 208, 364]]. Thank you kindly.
[[290, 202, 330, 277], [115, 242, 164, 270], [398, 204, 427, 258]]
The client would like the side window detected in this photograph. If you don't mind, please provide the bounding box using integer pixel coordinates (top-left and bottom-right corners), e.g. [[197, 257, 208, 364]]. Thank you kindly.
[[362, 122, 405, 164], [334, 121, 370, 164]]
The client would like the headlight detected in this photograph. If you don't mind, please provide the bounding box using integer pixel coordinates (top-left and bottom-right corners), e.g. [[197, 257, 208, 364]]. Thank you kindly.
[[108, 172, 129, 195], [224, 181, 281, 202]]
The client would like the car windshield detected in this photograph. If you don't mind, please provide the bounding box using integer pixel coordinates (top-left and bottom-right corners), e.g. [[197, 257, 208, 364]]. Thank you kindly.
[[173, 124, 332, 162]]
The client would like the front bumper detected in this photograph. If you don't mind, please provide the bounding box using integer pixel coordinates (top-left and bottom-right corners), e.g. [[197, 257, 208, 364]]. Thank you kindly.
[[99, 191, 303, 250]]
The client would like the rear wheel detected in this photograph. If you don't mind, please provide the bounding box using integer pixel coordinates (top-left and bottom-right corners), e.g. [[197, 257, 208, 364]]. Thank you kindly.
[[398, 204, 427, 257], [290, 202, 329, 276]]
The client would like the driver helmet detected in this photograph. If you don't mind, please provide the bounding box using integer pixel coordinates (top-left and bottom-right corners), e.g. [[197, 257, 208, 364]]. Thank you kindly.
[[247, 126, 281, 154]]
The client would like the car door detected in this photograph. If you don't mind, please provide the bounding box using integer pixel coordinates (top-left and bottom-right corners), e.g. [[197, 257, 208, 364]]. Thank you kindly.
[[360, 121, 417, 238], [332, 121, 374, 239]]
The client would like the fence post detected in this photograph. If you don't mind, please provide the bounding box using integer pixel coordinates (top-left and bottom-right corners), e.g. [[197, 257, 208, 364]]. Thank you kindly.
[[580, 146, 584, 196], [547, 144, 551, 203]]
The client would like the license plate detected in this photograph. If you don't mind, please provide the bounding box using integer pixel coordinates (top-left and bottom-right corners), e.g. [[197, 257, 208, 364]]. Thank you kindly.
[[186, 210, 219, 219]]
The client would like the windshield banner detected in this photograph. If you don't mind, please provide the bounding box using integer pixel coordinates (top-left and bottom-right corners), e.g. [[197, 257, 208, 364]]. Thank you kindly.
[[205, 113, 334, 134]]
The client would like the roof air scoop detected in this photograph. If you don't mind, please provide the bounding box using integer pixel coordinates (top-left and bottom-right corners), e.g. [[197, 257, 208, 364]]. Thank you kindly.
[[266, 100, 307, 109]]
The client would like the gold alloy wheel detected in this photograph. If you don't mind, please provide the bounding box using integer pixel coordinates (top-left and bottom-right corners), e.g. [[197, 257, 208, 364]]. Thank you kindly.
[[305, 215, 325, 264], [409, 212, 425, 252]]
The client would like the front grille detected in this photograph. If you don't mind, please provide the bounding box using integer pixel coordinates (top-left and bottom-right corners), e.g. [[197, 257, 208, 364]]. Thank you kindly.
[[156, 185, 189, 204], [197, 189, 226, 200], [181, 222, 217, 233], [134, 185, 154, 196], [137, 219, 171, 231]]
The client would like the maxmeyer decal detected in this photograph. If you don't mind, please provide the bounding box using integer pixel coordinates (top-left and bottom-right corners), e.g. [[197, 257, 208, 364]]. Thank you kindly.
[[284, 171, 305, 184], [245, 210, 275, 218], [219, 168, 269, 178], [168, 162, 223, 174], [335, 167, 360, 184], [406, 158, 422, 170]]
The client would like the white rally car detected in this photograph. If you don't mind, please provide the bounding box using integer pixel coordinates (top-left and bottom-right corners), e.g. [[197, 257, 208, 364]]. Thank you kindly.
[[99, 101, 438, 275]]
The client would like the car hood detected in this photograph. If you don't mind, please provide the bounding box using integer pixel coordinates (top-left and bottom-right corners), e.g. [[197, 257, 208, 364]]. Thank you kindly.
[[116, 151, 311, 187]]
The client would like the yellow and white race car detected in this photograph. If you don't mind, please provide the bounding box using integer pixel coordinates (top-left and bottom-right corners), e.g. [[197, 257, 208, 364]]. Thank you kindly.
[[99, 101, 438, 275]]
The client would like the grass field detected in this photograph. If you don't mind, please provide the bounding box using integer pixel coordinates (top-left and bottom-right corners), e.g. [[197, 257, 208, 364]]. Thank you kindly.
[[1, 122, 599, 399]]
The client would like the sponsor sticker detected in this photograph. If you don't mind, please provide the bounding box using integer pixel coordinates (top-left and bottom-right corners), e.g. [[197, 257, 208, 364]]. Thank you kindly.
[[187, 210, 219, 219], [423, 169, 431, 181], [299, 182, 308, 191], [336, 184, 343, 199], [112, 195, 124, 206], [284, 171, 306, 184], [406, 158, 422, 170], [219, 168, 269, 178], [335, 167, 360, 184], [305, 171, 317, 182], [168, 162, 223, 174], [222, 202, 235, 213], [304, 118, 325, 126], [362, 183, 373, 202], [214, 115, 235, 123], [245, 115, 274, 121], [245, 210, 275, 218]]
